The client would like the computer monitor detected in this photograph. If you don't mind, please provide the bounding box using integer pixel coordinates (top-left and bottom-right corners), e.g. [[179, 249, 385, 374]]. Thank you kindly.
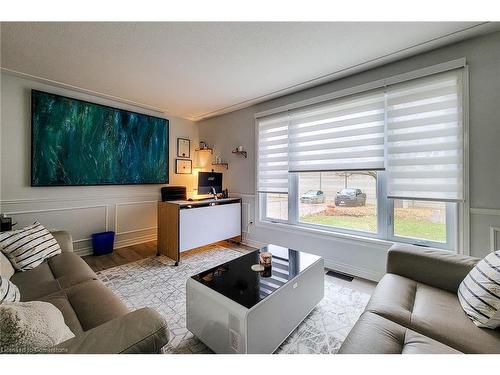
[[198, 172, 223, 194]]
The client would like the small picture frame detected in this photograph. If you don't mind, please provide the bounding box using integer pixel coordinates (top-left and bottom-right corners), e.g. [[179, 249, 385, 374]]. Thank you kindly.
[[175, 159, 192, 174], [177, 138, 191, 158]]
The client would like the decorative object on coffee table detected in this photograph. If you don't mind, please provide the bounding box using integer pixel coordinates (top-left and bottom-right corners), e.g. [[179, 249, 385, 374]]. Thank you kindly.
[[259, 251, 272, 267], [251, 264, 264, 272]]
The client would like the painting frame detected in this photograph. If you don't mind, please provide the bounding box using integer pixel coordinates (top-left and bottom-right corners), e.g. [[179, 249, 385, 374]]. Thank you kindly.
[[177, 137, 191, 158], [175, 159, 192, 174], [31, 89, 169, 186]]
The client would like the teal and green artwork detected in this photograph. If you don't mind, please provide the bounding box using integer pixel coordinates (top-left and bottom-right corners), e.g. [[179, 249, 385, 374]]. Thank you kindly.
[[31, 90, 168, 186]]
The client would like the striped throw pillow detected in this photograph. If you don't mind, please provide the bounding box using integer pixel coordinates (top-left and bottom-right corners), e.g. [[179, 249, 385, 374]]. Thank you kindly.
[[0, 276, 20, 303], [0, 223, 61, 272], [458, 250, 500, 329]]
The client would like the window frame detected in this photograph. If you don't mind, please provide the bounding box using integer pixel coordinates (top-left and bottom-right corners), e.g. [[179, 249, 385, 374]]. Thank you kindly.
[[258, 172, 458, 251], [294, 171, 385, 240], [255, 59, 467, 253], [259, 192, 289, 224], [387, 199, 458, 251]]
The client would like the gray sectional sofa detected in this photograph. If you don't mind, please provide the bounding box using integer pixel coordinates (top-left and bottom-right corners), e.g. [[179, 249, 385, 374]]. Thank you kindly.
[[339, 243, 500, 354], [10, 231, 169, 354]]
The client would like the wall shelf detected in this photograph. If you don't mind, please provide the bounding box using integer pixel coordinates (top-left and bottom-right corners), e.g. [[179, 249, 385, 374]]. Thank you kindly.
[[232, 150, 248, 158], [211, 162, 229, 170], [195, 147, 213, 154]]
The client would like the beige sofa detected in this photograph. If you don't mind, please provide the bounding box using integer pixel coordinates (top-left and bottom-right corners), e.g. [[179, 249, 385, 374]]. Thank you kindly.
[[339, 243, 500, 354], [9, 231, 169, 353]]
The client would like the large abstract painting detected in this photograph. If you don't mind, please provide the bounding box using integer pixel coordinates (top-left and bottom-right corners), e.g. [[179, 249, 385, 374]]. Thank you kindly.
[[31, 90, 168, 186]]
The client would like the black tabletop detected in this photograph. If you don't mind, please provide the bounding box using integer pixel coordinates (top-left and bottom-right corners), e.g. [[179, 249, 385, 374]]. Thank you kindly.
[[191, 244, 322, 309]]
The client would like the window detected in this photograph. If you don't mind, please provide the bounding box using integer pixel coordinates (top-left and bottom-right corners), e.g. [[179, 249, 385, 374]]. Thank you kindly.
[[392, 199, 447, 243], [256, 68, 464, 251], [261, 193, 288, 221], [298, 171, 377, 233]]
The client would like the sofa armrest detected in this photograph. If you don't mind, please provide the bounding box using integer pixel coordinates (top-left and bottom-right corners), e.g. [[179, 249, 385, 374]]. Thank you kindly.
[[51, 231, 74, 253], [55, 308, 169, 354], [386, 243, 480, 293]]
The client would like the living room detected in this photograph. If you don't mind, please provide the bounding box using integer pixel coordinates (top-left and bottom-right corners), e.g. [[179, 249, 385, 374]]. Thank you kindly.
[[1, 1, 499, 372]]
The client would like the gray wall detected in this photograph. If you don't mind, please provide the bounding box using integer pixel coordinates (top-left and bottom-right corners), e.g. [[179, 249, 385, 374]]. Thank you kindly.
[[1, 73, 199, 255], [199, 31, 500, 279]]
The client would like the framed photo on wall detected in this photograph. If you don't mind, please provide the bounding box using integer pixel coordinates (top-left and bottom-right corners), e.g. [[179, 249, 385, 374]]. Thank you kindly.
[[177, 138, 191, 158], [175, 159, 192, 174]]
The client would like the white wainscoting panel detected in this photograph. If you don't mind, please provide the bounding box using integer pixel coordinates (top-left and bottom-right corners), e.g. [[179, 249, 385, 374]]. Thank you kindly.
[[4, 205, 108, 251], [114, 201, 158, 235], [470, 208, 500, 258], [489, 226, 500, 252], [1, 194, 162, 256]]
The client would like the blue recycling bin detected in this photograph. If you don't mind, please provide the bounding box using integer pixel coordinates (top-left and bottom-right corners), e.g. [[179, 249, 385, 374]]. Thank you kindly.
[[91, 231, 115, 255]]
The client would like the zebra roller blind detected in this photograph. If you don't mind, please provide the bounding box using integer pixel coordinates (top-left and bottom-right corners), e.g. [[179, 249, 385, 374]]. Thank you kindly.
[[257, 112, 289, 193], [287, 90, 386, 172], [386, 70, 464, 201], [256, 69, 465, 202]]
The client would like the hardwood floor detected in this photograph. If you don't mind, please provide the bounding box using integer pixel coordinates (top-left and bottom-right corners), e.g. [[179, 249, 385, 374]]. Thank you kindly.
[[83, 240, 158, 272], [82, 240, 254, 272]]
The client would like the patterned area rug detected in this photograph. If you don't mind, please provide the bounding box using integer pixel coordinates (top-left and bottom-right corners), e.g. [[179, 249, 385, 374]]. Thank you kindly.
[[96, 244, 370, 354]]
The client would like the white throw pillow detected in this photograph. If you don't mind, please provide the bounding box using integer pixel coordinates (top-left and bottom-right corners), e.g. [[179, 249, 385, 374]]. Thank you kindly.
[[0, 251, 15, 279], [0, 301, 74, 353], [458, 250, 500, 329], [0, 222, 61, 271], [0, 276, 20, 303]]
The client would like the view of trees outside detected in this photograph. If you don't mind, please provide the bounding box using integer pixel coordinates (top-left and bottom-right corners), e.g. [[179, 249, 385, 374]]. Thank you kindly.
[[264, 171, 447, 242]]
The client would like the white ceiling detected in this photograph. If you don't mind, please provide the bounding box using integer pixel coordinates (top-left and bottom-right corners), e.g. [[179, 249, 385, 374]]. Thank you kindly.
[[1, 22, 498, 121]]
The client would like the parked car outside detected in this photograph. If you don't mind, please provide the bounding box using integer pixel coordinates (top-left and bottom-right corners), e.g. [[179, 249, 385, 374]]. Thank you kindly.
[[300, 190, 325, 204], [334, 188, 366, 207]]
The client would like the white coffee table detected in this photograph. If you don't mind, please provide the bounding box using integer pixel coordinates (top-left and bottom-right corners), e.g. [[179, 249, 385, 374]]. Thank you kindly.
[[186, 244, 324, 353]]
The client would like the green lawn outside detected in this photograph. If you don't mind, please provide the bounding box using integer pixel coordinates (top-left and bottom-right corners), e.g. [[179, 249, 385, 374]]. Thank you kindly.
[[300, 214, 446, 242]]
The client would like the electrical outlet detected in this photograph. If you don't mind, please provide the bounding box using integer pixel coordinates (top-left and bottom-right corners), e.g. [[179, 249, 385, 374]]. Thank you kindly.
[[229, 329, 240, 351]]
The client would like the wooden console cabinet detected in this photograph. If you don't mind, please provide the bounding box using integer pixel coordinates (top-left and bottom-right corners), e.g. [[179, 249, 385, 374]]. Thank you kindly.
[[157, 197, 242, 264]]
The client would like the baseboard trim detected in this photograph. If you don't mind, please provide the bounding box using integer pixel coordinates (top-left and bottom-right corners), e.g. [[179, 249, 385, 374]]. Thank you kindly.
[[241, 237, 265, 249], [324, 259, 383, 282], [75, 233, 157, 257], [75, 247, 93, 257], [114, 233, 157, 249]]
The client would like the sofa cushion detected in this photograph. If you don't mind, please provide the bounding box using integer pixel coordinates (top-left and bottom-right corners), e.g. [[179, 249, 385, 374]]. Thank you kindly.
[[11, 252, 97, 301], [47, 253, 97, 289], [1, 276, 21, 303], [64, 280, 129, 331], [0, 251, 15, 279], [40, 291, 84, 335], [0, 222, 61, 271], [458, 250, 500, 329], [10, 252, 128, 333], [0, 301, 75, 353], [366, 273, 500, 353], [338, 311, 461, 354], [12, 262, 62, 301]]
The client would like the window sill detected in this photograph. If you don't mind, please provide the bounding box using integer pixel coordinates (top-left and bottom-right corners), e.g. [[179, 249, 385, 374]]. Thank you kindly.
[[255, 219, 394, 249]]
